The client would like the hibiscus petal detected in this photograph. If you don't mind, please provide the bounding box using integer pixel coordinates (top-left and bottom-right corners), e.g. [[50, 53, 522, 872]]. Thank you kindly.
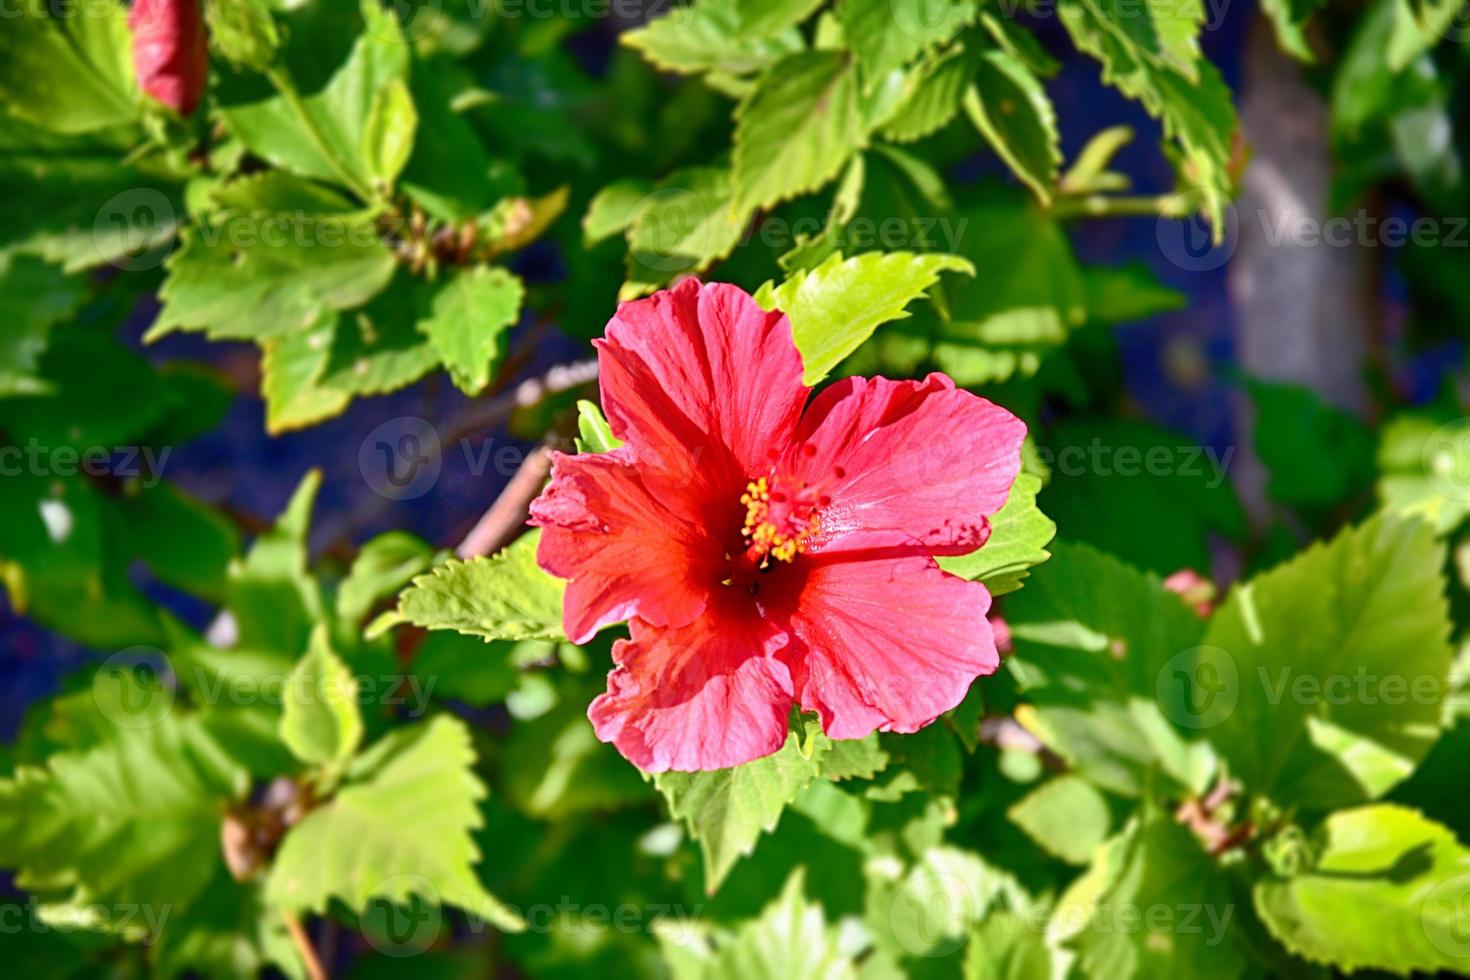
[[530, 450, 719, 643], [786, 555, 999, 739], [597, 280, 808, 486], [789, 373, 1026, 557], [589, 603, 795, 772]]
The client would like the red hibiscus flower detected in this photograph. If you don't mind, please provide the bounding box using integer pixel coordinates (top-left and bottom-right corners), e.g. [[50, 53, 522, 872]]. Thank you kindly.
[[530, 279, 1026, 771], [129, 0, 209, 116]]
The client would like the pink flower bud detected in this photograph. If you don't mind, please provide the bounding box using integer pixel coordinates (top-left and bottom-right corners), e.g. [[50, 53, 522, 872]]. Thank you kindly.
[[130, 0, 208, 116]]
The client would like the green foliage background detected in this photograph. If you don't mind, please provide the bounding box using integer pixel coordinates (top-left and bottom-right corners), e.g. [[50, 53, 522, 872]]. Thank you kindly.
[[1, 0, 1468, 977]]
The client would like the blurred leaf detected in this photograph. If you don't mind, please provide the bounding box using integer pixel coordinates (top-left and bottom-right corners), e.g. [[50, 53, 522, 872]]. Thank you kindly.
[[1203, 513, 1452, 810], [280, 625, 364, 769], [1007, 774, 1112, 865], [1248, 379, 1376, 513], [841, 0, 976, 89], [1254, 804, 1470, 974], [623, 0, 803, 77], [0, 0, 137, 134], [964, 51, 1062, 203]]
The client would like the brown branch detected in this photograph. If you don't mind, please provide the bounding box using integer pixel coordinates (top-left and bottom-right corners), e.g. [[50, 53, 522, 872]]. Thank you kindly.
[[455, 446, 554, 559], [282, 912, 328, 980]]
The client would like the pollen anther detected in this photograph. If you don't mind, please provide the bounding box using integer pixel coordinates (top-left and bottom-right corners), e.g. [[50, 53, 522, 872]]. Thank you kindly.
[[740, 476, 821, 564]]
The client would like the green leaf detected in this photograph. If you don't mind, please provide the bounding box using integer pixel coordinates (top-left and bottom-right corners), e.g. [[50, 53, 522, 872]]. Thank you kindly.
[[266, 716, 523, 931], [0, 716, 248, 923], [206, 0, 281, 71], [732, 52, 867, 215], [227, 470, 323, 656], [1377, 411, 1470, 535], [1006, 541, 1215, 797], [1063, 815, 1243, 979], [654, 723, 831, 892], [938, 472, 1055, 596], [583, 179, 653, 246], [1254, 804, 1470, 974], [840, 0, 977, 89], [417, 266, 524, 395], [880, 44, 976, 144], [336, 530, 436, 628], [623, 0, 804, 78], [0, 253, 87, 395], [371, 532, 566, 643], [1059, 1, 1237, 235], [622, 167, 748, 298], [280, 625, 364, 769], [107, 481, 241, 605], [219, 2, 411, 198], [754, 250, 974, 384], [1007, 774, 1112, 865], [711, 868, 855, 978], [734, 0, 826, 34], [964, 51, 1062, 204], [260, 315, 351, 434], [0, 0, 137, 134], [149, 213, 397, 342], [575, 400, 623, 454], [818, 734, 890, 781], [361, 77, 419, 191], [964, 911, 1052, 980], [1202, 513, 1453, 810]]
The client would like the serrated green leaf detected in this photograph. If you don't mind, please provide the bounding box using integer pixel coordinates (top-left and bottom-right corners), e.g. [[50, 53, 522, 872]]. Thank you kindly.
[[219, 3, 410, 198], [964, 51, 1062, 204], [418, 266, 524, 395], [1007, 774, 1112, 865], [880, 44, 976, 144], [711, 868, 855, 978], [732, 51, 866, 215], [623, 0, 804, 77], [1254, 804, 1470, 974], [817, 734, 890, 781], [939, 473, 1055, 595], [280, 625, 364, 769], [840, 0, 977, 89], [1202, 513, 1453, 810], [260, 315, 351, 434], [0, 0, 137, 135], [374, 532, 566, 643], [754, 250, 974, 384], [0, 716, 248, 924], [583, 179, 653, 246], [266, 715, 523, 931], [654, 723, 830, 892], [149, 214, 397, 342]]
